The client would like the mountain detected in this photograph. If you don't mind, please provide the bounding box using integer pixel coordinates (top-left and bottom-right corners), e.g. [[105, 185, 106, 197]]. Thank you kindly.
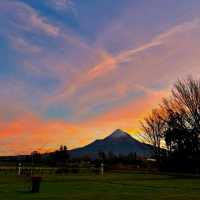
[[70, 129, 153, 158]]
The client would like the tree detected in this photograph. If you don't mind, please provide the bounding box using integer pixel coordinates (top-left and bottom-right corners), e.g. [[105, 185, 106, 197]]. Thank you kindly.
[[160, 98, 189, 154], [163, 110, 191, 155], [31, 151, 41, 164], [171, 77, 200, 153], [53, 145, 69, 166], [140, 108, 165, 160], [140, 76, 200, 172]]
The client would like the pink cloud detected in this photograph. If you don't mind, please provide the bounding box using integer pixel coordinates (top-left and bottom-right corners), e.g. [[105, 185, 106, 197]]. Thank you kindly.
[[0, 1, 60, 37], [0, 89, 169, 155]]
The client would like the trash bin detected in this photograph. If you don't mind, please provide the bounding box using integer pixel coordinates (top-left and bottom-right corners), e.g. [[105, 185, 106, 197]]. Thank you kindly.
[[31, 176, 42, 193]]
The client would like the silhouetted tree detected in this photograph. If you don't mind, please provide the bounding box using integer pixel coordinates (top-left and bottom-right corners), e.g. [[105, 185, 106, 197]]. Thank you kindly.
[[141, 108, 165, 160], [31, 151, 41, 164], [141, 76, 200, 172], [171, 77, 200, 153], [53, 145, 69, 166]]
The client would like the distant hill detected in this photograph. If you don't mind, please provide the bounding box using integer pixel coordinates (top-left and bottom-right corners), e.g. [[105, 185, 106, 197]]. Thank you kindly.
[[70, 129, 153, 158]]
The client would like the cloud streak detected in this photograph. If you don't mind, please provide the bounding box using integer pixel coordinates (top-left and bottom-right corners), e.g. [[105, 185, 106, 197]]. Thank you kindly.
[[1, 1, 200, 155], [47, 18, 200, 109], [0, 1, 61, 37]]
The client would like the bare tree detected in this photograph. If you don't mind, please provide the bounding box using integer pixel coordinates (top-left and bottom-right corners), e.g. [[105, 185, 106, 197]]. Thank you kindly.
[[161, 98, 189, 154], [140, 76, 200, 172], [140, 108, 165, 159], [172, 77, 200, 153]]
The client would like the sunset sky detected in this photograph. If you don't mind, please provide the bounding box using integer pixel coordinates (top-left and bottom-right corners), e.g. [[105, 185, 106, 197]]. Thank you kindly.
[[1, 0, 200, 155]]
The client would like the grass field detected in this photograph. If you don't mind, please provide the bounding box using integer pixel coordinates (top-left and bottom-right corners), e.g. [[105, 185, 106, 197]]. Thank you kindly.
[[0, 171, 200, 200]]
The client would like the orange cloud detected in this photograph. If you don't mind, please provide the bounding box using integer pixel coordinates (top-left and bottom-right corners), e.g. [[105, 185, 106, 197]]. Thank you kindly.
[[84, 90, 169, 131], [87, 53, 117, 79], [2, 3, 200, 157], [0, 89, 169, 155], [0, 114, 81, 155]]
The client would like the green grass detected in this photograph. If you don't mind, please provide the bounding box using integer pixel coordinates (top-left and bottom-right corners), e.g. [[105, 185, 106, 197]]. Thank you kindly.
[[0, 172, 200, 200]]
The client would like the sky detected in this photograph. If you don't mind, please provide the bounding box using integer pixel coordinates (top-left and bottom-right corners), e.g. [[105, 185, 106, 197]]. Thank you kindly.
[[1, 0, 200, 155]]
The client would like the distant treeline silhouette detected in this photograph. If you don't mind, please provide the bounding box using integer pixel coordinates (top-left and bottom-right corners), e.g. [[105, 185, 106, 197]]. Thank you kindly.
[[141, 76, 200, 172]]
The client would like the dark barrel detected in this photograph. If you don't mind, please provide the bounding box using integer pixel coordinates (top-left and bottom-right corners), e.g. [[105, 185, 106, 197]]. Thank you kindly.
[[31, 176, 42, 193]]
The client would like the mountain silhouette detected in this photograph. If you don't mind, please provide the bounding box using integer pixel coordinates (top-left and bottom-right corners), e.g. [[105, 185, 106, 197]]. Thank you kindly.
[[70, 129, 153, 158]]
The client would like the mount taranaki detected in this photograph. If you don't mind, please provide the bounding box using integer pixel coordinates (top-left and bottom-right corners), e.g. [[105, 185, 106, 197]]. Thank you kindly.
[[70, 129, 153, 158]]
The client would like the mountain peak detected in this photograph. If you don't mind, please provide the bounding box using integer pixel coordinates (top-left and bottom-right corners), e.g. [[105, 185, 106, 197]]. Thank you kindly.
[[108, 129, 130, 139], [70, 128, 153, 158]]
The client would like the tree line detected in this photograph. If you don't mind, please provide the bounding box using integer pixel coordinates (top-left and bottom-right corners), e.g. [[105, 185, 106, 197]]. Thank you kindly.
[[141, 76, 200, 172]]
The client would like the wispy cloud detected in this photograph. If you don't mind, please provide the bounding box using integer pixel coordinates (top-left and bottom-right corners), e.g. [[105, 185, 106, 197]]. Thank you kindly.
[[0, 89, 168, 155], [47, 18, 200, 108], [47, 0, 74, 10], [1, 1, 200, 155], [8, 35, 42, 53], [0, 1, 60, 37]]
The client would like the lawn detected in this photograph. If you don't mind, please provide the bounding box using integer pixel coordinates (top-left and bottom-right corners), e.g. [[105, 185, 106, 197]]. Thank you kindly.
[[0, 171, 200, 200]]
